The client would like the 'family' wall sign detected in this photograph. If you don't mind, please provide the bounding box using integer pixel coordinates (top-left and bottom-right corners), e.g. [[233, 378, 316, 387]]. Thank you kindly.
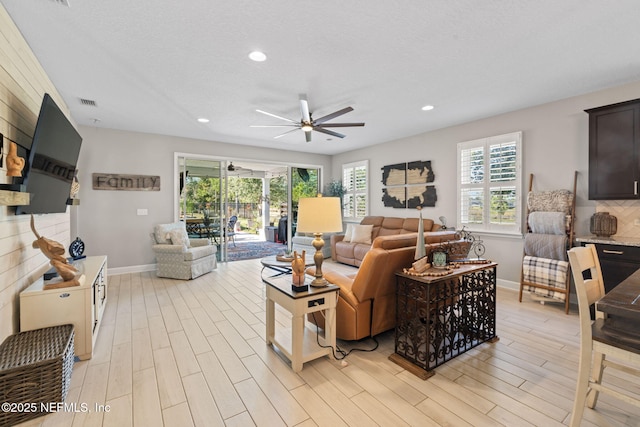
[[92, 173, 160, 191]]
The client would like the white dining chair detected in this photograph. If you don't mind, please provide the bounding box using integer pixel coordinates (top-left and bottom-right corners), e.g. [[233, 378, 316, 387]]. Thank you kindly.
[[567, 244, 640, 426]]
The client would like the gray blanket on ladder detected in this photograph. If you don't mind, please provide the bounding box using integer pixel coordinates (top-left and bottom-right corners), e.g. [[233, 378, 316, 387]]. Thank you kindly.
[[524, 233, 568, 261]]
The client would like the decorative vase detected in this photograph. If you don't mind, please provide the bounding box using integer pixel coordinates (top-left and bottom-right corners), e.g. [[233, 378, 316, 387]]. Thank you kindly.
[[590, 212, 617, 237]]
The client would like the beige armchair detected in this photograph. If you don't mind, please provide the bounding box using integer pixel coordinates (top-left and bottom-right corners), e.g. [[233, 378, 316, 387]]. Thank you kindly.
[[151, 222, 217, 280]]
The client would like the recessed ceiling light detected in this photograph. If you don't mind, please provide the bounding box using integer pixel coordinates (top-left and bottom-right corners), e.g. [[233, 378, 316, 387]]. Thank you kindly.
[[421, 105, 435, 111], [249, 51, 267, 62], [197, 118, 210, 123]]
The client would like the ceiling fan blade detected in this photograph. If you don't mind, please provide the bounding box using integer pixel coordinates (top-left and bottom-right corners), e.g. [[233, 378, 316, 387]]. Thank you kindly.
[[273, 128, 300, 139], [314, 106, 354, 124], [305, 131, 312, 142], [316, 122, 365, 128], [300, 97, 311, 123], [256, 109, 298, 123], [313, 127, 346, 138]]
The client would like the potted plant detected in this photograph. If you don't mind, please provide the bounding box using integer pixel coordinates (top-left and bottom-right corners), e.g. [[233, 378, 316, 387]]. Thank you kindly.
[[325, 179, 346, 200]]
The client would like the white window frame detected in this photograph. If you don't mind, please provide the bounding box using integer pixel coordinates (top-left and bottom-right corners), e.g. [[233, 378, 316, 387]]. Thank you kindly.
[[342, 160, 368, 222], [456, 131, 523, 236]]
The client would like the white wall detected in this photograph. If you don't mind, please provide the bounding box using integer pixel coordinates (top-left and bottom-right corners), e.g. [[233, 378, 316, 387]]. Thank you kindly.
[[74, 126, 332, 271], [332, 80, 640, 287]]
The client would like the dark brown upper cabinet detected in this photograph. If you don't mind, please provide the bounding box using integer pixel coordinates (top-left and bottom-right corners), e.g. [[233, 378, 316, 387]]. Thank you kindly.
[[586, 98, 640, 200]]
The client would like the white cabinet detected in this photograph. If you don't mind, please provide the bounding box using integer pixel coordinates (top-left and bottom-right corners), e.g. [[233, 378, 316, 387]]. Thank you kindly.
[[20, 256, 107, 360]]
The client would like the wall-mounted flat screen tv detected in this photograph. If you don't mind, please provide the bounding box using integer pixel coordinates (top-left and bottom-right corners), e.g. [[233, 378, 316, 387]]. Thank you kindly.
[[15, 94, 83, 215]]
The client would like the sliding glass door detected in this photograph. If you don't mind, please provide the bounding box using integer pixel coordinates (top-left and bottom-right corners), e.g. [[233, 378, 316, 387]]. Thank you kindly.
[[263, 167, 320, 249], [177, 156, 226, 260], [176, 155, 322, 262], [290, 167, 320, 233]]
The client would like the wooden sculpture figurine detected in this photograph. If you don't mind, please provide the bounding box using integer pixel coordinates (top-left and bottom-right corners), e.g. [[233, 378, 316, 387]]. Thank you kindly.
[[291, 250, 306, 287], [30, 214, 81, 289], [6, 142, 25, 177]]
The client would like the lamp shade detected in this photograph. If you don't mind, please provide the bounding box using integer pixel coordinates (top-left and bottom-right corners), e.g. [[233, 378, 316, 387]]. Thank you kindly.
[[296, 196, 343, 233]]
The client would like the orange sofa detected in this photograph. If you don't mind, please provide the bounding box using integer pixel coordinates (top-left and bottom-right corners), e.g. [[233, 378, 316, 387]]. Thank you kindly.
[[331, 216, 455, 267], [310, 231, 469, 341]]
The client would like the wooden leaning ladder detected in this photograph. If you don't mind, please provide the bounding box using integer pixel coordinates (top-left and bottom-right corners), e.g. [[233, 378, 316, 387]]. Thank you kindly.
[[518, 171, 578, 314]]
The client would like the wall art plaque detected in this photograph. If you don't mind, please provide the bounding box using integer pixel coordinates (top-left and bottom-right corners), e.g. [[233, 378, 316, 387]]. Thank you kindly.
[[381, 163, 406, 186], [382, 187, 406, 208], [93, 173, 160, 191], [381, 160, 437, 208]]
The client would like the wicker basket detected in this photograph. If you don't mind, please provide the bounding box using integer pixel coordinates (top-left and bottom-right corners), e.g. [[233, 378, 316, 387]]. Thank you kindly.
[[0, 324, 74, 426]]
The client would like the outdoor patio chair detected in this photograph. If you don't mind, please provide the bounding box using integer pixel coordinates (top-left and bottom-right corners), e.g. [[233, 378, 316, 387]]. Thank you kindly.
[[227, 215, 237, 247]]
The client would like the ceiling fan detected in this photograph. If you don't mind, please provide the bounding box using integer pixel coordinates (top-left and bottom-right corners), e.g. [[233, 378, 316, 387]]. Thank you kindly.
[[251, 95, 365, 142], [227, 162, 248, 172], [227, 162, 254, 175]]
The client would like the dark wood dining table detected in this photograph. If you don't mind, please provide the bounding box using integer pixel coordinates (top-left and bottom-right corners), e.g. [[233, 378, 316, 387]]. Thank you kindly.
[[596, 269, 640, 346]]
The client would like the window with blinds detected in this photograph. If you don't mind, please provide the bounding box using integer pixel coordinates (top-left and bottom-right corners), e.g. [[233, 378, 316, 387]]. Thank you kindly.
[[457, 132, 522, 234], [342, 160, 368, 221]]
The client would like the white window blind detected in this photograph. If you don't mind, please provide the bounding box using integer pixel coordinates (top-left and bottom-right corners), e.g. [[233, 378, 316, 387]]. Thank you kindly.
[[457, 132, 522, 235], [342, 160, 368, 221]]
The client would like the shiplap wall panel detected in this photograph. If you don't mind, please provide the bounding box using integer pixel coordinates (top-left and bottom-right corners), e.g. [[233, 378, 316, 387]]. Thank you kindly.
[[0, 9, 60, 104], [0, 4, 73, 343]]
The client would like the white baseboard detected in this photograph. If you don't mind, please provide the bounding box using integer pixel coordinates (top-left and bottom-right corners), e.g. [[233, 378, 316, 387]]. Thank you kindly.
[[109, 263, 156, 276], [500, 278, 577, 307], [497, 278, 520, 291]]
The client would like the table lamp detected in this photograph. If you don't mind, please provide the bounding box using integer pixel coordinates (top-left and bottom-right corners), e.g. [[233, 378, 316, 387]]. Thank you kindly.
[[296, 195, 343, 287]]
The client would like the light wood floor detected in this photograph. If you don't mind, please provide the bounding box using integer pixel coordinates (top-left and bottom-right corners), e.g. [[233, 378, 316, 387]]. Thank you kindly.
[[17, 259, 640, 427]]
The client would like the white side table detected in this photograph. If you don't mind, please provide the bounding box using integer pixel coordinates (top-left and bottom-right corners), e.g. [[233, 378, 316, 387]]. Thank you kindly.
[[264, 275, 339, 372]]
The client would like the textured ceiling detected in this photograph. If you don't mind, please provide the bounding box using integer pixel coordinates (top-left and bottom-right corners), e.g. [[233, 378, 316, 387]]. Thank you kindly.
[[3, 0, 640, 155]]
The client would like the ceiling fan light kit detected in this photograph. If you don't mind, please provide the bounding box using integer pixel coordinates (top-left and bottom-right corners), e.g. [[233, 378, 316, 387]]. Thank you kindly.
[[252, 95, 365, 142]]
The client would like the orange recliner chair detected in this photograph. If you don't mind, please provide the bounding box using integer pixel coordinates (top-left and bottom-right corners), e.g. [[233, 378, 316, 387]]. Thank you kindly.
[[309, 232, 465, 341]]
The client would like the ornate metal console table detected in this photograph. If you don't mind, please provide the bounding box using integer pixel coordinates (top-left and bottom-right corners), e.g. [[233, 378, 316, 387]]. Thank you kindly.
[[390, 262, 499, 379]]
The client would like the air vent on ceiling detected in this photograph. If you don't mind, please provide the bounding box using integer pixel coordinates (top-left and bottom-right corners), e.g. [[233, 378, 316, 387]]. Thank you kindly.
[[79, 98, 97, 107], [50, 0, 71, 7]]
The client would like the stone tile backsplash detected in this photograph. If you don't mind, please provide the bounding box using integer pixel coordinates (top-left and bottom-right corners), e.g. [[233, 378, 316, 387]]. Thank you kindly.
[[596, 200, 640, 238]]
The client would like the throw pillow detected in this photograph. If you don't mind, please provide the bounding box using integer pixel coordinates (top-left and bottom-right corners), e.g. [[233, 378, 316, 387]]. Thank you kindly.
[[350, 224, 373, 244], [343, 224, 354, 242], [168, 228, 191, 250], [154, 222, 184, 244]]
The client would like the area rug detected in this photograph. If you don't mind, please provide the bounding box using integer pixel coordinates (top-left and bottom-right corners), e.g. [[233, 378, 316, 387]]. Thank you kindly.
[[226, 238, 288, 261]]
